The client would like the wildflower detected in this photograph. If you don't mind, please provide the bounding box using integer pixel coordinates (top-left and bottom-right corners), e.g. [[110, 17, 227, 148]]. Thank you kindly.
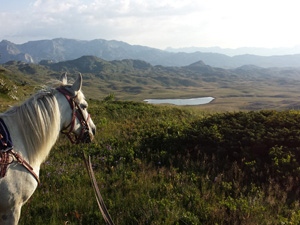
[[106, 145, 112, 151]]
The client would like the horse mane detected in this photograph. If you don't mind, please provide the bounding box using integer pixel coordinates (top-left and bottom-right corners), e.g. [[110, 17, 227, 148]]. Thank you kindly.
[[1, 85, 62, 164]]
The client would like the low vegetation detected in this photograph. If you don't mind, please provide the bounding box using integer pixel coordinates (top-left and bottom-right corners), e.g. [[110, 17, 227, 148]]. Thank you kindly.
[[12, 100, 299, 224], [4, 57, 300, 111], [1, 65, 300, 224]]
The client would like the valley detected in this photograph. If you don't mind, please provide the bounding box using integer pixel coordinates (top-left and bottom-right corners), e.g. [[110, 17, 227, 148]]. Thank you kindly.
[[1, 55, 300, 224], [2, 56, 300, 111]]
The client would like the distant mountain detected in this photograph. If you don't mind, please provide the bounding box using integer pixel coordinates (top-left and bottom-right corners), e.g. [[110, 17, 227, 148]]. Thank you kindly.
[[0, 38, 158, 64], [0, 38, 232, 67], [4, 55, 300, 85], [166, 46, 300, 56], [2, 38, 300, 68], [184, 60, 219, 72], [3, 56, 300, 110], [41, 55, 153, 74], [1, 56, 240, 87]]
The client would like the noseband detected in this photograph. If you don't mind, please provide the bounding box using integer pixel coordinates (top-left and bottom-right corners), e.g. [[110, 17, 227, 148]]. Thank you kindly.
[[57, 87, 91, 144]]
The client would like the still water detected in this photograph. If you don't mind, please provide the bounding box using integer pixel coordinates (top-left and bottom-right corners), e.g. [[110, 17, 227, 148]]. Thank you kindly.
[[144, 97, 215, 106]]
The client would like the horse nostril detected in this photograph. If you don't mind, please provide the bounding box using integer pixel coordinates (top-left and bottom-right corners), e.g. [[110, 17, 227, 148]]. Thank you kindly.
[[92, 127, 96, 136]]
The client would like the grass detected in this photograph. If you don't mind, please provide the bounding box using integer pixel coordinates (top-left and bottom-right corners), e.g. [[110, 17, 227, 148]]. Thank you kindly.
[[9, 100, 299, 225], [1, 65, 300, 224]]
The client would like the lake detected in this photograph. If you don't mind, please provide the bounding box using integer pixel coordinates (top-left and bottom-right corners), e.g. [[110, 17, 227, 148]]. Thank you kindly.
[[144, 97, 215, 106]]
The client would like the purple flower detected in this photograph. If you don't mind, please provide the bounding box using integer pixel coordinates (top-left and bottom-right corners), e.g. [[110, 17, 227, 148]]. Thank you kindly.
[[106, 145, 112, 151]]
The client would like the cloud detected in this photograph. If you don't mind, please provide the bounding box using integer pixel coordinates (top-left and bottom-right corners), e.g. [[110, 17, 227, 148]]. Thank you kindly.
[[33, 0, 79, 13], [1, 0, 300, 48], [8, 0, 203, 47]]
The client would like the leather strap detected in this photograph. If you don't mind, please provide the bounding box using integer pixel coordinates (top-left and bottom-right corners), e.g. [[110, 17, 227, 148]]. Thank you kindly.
[[56, 87, 77, 142], [10, 150, 40, 186], [56, 86, 90, 144], [83, 153, 115, 225], [0, 118, 40, 185]]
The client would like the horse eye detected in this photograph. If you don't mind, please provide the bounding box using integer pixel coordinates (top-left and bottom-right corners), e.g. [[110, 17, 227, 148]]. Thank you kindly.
[[81, 104, 87, 109]]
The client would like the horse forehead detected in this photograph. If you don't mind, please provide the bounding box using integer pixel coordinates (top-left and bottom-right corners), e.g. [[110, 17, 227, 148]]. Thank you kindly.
[[76, 91, 86, 103]]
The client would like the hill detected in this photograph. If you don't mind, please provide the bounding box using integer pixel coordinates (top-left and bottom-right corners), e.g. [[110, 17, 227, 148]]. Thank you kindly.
[[0, 65, 36, 111], [1, 61, 300, 224], [3, 56, 300, 111], [2, 38, 300, 68], [9, 100, 300, 224]]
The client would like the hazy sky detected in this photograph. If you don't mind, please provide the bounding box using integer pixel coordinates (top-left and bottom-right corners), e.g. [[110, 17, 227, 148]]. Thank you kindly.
[[1, 0, 300, 50]]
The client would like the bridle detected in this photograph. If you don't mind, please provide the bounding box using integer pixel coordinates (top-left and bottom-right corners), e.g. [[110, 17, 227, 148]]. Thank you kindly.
[[56, 86, 91, 144], [58, 86, 114, 224]]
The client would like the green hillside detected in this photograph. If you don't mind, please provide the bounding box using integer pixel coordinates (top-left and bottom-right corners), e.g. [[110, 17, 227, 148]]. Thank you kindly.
[[16, 100, 300, 224], [0, 66, 36, 111], [3, 56, 300, 111], [1, 66, 300, 224]]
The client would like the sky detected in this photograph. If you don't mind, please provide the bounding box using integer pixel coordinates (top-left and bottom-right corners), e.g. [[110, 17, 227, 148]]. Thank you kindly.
[[1, 0, 300, 50]]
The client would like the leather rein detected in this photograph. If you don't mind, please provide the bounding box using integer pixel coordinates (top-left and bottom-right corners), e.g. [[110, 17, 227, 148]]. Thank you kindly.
[[56, 87, 91, 144], [57, 87, 115, 224]]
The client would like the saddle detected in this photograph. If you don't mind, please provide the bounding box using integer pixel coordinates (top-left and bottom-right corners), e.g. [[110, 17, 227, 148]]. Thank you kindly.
[[0, 118, 13, 178], [0, 118, 40, 185]]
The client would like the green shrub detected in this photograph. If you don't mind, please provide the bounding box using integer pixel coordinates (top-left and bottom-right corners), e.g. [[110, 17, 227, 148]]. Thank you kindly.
[[18, 102, 300, 224]]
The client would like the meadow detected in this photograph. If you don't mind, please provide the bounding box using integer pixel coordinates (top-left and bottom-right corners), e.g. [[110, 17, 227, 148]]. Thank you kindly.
[[4, 58, 300, 112], [1, 65, 300, 224], [14, 99, 300, 225]]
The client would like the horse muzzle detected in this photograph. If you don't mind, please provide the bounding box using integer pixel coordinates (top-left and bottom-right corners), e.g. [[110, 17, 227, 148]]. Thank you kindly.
[[81, 128, 95, 143]]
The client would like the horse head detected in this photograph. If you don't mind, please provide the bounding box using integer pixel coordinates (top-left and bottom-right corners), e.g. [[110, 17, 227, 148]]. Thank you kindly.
[[57, 73, 96, 144], [0, 72, 97, 225]]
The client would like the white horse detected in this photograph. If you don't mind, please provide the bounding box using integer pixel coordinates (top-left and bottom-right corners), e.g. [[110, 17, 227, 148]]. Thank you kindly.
[[0, 73, 96, 225]]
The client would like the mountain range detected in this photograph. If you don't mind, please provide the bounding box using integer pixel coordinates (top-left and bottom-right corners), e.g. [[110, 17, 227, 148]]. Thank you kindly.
[[3, 55, 300, 111], [2, 38, 300, 68], [165, 46, 300, 56]]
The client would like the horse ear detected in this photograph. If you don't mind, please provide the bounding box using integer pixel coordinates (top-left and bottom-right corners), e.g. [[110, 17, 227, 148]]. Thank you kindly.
[[72, 73, 82, 93], [60, 72, 68, 85]]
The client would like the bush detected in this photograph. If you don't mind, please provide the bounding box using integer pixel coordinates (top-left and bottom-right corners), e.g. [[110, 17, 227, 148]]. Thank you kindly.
[[18, 102, 300, 224]]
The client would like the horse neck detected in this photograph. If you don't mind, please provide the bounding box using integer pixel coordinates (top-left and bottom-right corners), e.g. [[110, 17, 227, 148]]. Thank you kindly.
[[2, 92, 62, 168]]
